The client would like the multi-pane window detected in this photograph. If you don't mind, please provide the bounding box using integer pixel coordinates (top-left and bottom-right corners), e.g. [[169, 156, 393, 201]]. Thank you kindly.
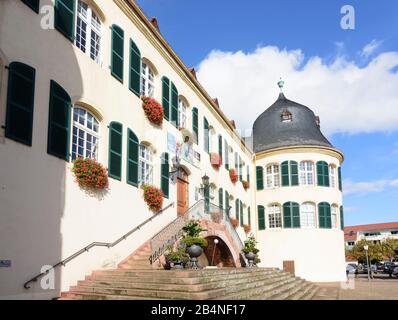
[[300, 203, 316, 228], [331, 205, 338, 228], [329, 165, 336, 188], [268, 205, 282, 228], [266, 164, 280, 188], [300, 161, 314, 186], [178, 98, 187, 129], [140, 62, 154, 97], [75, 0, 101, 63], [139, 144, 153, 185], [72, 108, 99, 160]]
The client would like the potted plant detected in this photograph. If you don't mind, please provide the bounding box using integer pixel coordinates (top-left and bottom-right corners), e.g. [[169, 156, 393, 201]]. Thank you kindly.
[[141, 96, 163, 126], [142, 184, 164, 212], [210, 153, 222, 170], [242, 180, 250, 190], [71, 157, 109, 190], [181, 220, 208, 269], [230, 218, 239, 229], [166, 247, 190, 270], [229, 169, 238, 183], [242, 234, 260, 268]]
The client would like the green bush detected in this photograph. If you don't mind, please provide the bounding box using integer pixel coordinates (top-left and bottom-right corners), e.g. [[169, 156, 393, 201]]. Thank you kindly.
[[182, 220, 207, 237], [181, 236, 208, 248]]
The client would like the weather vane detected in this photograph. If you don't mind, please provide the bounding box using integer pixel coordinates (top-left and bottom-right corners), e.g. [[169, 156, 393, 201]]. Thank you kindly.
[[278, 77, 285, 92]]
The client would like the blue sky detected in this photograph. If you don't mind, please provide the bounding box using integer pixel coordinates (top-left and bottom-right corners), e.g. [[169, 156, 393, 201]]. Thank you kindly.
[[137, 0, 398, 226]]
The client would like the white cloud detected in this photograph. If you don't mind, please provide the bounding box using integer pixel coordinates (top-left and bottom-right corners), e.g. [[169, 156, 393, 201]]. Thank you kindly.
[[343, 178, 398, 196], [196, 45, 398, 136], [361, 39, 383, 58]]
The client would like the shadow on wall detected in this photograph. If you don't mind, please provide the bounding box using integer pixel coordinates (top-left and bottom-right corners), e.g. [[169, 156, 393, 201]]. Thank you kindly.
[[0, 0, 83, 299]]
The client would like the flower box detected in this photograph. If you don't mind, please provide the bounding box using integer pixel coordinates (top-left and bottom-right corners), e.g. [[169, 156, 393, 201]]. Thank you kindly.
[[230, 218, 239, 229], [243, 224, 251, 234], [242, 180, 250, 190], [141, 96, 163, 126], [210, 153, 222, 169], [142, 184, 164, 212], [72, 157, 109, 190], [229, 169, 238, 183]]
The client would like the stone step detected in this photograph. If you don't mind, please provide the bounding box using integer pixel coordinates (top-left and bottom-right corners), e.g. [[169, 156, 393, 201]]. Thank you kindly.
[[77, 272, 290, 293], [285, 282, 315, 300], [267, 279, 307, 300], [302, 286, 319, 300], [86, 269, 280, 285], [61, 292, 166, 300]]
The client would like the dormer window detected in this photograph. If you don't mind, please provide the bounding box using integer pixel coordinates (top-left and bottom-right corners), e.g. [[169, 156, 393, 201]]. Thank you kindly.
[[281, 109, 292, 122]]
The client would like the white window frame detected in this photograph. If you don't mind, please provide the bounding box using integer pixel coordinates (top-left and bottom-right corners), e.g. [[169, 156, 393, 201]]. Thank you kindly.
[[299, 161, 314, 186], [75, 0, 102, 64], [72, 107, 100, 161], [266, 164, 280, 188], [300, 203, 316, 228], [141, 62, 155, 97], [268, 204, 282, 228], [331, 205, 338, 229], [178, 98, 187, 129], [139, 144, 153, 185], [329, 165, 336, 188]]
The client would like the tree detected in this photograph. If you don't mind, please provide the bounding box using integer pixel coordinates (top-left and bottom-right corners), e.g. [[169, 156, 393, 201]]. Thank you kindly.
[[382, 238, 398, 261], [350, 240, 384, 264]]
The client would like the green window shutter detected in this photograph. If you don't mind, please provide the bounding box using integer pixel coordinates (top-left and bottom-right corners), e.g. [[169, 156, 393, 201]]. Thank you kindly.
[[338, 167, 343, 191], [248, 207, 251, 226], [129, 39, 141, 97], [225, 191, 229, 215], [239, 156, 243, 182], [218, 188, 223, 210], [5, 62, 36, 146], [324, 163, 330, 187], [256, 166, 264, 190], [21, 0, 40, 13], [218, 135, 223, 159], [224, 140, 229, 170], [192, 107, 198, 144], [54, 0, 75, 42], [47, 80, 71, 160], [317, 161, 330, 187], [240, 201, 244, 227], [108, 122, 123, 180], [161, 153, 169, 198], [247, 165, 250, 183], [340, 206, 344, 230], [283, 202, 292, 228], [204, 117, 209, 153], [235, 199, 239, 220], [281, 161, 290, 186], [111, 25, 124, 82], [318, 202, 331, 229], [234, 152, 238, 171], [258, 206, 265, 230], [127, 129, 139, 186], [162, 77, 170, 121], [290, 161, 299, 186], [170, 82, 178, 127], [292, 202, 300, 228]]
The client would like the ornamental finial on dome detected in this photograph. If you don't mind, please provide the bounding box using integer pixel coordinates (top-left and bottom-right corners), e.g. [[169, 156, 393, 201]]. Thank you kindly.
[[277, 77, 285, 92]]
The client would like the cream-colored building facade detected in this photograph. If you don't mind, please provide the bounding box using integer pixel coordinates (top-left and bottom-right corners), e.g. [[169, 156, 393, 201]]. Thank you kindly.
[[0, 0, 345, 300]]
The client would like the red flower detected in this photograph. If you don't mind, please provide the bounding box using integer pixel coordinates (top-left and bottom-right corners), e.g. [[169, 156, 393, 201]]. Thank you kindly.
[[142, 184, 164, 212], [71, 157, 109, 190], [210, 153, 222, 169], [229, 169, 238, 183], [141, 96, 163, 126], [230, 218, 239, 229]]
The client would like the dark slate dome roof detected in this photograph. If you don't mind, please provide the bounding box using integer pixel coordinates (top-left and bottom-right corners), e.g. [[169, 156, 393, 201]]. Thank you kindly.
[[253, 93, 334, 153]]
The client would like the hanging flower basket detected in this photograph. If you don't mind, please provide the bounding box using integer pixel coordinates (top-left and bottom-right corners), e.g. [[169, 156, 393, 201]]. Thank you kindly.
[[72, 157, 109, 190], [142, 184, 164, 212], [243, 224, 251, 234], [210, 153, 222, 169], [141, 96, 163, 126], [242, 180, 250, 190], [230, 218, 239, 229], [229, 169, 238, 183]]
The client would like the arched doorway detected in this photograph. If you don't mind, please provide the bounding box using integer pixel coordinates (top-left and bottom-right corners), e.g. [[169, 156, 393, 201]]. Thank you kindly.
[[202, 236, 235, 267], [177, 167, 189, 216]]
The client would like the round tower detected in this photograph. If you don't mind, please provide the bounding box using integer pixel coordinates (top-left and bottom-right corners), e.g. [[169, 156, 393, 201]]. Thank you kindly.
[[253, 83, 346, 282]]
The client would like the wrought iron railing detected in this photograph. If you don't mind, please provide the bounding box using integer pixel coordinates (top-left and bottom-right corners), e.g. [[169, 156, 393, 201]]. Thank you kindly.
[[23, 202, 174, 289]]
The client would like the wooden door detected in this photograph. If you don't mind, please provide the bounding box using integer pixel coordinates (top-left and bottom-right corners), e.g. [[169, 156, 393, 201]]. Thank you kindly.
[[283, 260, 295, 276], [177, 168, 189, 216]]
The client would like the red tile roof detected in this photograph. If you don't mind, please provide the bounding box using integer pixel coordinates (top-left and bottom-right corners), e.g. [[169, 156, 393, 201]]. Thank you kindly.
[[344, 222, 398, 241]]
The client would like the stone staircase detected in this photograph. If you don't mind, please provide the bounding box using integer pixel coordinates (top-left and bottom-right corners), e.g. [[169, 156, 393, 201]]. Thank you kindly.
[[61, 266, 319, 300], [117, 242, 154, 270]]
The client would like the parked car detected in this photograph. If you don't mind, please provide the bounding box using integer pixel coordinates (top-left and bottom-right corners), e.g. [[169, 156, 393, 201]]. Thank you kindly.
[[346, 264, 357, 275], [376, 262, 384, 272], [392, 266, 398, 277], [384, 262, 397, 277], [362, 264, 377, 274]]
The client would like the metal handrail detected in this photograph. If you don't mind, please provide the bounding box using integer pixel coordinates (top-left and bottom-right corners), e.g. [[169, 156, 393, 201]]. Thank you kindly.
[[23, 202, 174, 289]]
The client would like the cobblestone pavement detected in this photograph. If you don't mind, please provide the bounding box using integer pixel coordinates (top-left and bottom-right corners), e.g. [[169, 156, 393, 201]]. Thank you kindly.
[[313, 274, 398, 300]]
